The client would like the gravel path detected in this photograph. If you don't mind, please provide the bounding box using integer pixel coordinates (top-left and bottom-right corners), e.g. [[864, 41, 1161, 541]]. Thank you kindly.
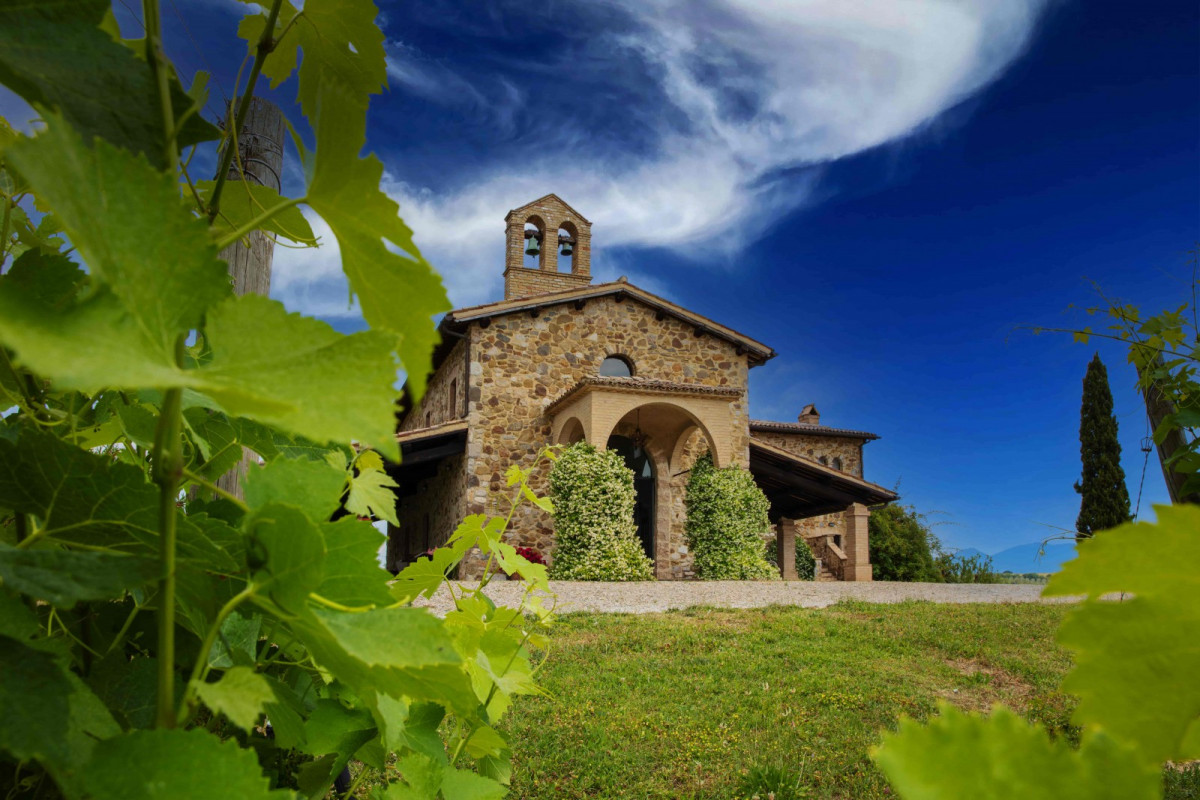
[[414, 580, 1069, 616]]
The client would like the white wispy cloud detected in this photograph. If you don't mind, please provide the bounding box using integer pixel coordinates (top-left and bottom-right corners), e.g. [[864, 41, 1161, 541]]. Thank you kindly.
[[272, 0, 1049, 314]]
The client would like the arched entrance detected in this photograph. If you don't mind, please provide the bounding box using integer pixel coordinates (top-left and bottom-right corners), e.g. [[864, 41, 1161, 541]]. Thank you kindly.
[[607, 434, 655, 561]]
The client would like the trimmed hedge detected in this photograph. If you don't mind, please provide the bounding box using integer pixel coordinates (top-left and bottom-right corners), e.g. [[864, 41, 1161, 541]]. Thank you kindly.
[[684, 453, 778, 580], [548, 443, 654, 581]]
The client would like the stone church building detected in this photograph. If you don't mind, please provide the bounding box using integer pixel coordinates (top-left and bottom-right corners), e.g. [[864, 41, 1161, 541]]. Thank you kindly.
[[387, 195, 896, 581]]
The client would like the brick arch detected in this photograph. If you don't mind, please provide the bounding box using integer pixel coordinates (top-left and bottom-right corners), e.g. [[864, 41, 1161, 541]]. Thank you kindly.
[[593, 399, 728, 468], [555, 415, 586, 445]]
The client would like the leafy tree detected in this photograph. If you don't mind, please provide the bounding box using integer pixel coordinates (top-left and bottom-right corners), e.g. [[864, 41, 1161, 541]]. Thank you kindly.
[[684, 453, 777, 580], [869, 504, 940, 582], [548, 443, 653, 581], [1074, 354, 1131, 539], [871, 505, 998, 583], [0, 1, 554, 797]]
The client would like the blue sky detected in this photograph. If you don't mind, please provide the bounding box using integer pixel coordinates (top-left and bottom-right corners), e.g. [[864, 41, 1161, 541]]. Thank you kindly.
[[19, 0, 1196, 554]]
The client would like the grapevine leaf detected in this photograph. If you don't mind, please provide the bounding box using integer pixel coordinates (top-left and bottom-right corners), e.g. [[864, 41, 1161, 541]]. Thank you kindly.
[[0, 428, 238, 572], [344, 465, 399, 524], [81, 728, 289, 800], [391, 545, 465, 603], [440, 768, 508, 800], [263, 678, 308, 750], [3, 117, 232, 356], [196, 179, 315, 244], [243, 456, 346, 522], [207, 611, 261, 670], [185, 294, 402, 459], [86, 654, 159, 730], [0, 0, 219, 169], [380, 754, 505, 800], [302, 698, 376, 758], [366, 694, 447, 761], [0, 290, 402, 457], [0, 586, 39, 642], [4, 249, 84, 309], [116, 400, 160, 450], [292, 606, 474, 714], [464, 725, 508, 760], [194, 666, 275, 732], [319, 517, 394, 607], [298, 696, 389, 796], [0, 635, 73, 765], [238, 0, 386, 117], [381, 754, 443, 799], [0, 543, 160, 606], [873, 704, 1159, 800], [307, 81, 449, 400], [1043, 504, 1200, 765], [246, 502, 326, 614]]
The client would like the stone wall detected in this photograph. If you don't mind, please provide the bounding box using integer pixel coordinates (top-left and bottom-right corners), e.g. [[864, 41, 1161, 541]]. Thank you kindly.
[[399, 339, 467, 432], [750, 431, 865, 477], [388, 453, 468, 571], [462, 294, 750, 577]]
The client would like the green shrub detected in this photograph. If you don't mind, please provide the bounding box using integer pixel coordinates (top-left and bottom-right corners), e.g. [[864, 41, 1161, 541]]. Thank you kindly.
[[869, 504, 941, 582], [936, 551, 1000, 584], [795, 537, 817, 580], [685, 453, 778, 580], [870, 504, 1000, 583], [548, 443, 654, 581]]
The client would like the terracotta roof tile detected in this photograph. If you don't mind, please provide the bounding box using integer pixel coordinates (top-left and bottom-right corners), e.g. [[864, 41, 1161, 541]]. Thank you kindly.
[[749, 420, 880, 441]]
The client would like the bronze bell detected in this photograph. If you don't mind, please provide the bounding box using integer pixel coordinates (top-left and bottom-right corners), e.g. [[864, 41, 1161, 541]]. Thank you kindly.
[[559, 236, 573, 257], [524, 232, 541, 256]]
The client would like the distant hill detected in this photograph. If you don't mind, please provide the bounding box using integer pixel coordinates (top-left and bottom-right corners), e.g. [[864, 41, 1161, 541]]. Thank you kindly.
[[947, 543, 1076, 574], [989, 542, 1077, 574]]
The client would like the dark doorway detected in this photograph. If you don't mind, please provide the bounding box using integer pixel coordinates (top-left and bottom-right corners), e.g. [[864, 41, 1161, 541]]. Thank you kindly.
[[607, 435, 655, 561]]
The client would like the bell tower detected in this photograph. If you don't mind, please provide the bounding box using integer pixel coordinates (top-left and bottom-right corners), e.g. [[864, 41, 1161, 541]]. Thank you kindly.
[[503, 194, 593, 300]]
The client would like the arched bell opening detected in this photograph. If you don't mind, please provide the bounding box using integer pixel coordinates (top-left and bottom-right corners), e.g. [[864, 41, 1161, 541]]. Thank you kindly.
[[557, 221, 578, 273], [523, 216, 545, 269]]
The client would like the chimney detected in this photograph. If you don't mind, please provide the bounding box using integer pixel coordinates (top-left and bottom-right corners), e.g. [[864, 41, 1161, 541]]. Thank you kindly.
[[798, 404, 820, 426]]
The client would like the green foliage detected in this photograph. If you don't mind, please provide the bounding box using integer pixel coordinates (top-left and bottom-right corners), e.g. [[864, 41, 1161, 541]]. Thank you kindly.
[[1074, 354, 1131, 538], [547, 442, 653, 581], [868, 504, 939, 582], [684, 453, 777, 580], [874, 505, 1200, 798], [870, 504, 998, 583], [795, 536, 817, 580], [0, 1, 551, 797], [737, 764, 810, 799], [875, 704, 1158, 799], [934, 551, 1000, 584]]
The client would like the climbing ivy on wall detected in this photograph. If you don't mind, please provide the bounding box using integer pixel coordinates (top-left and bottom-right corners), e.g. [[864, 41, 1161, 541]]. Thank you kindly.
[[547, 443, 654, 581], [684, 453, 778, 580], [0, 1, 553, 797]]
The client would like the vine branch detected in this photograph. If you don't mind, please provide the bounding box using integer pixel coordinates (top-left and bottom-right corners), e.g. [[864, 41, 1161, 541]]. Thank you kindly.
[[206, 0, 286, 223]]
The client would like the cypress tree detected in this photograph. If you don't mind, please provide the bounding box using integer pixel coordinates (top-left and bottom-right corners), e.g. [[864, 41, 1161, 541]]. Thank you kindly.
[[1074, 354, 1131, 539]]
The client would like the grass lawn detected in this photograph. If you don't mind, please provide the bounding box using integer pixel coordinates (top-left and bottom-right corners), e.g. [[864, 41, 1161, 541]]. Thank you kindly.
[[498, 600, 1077, 799]]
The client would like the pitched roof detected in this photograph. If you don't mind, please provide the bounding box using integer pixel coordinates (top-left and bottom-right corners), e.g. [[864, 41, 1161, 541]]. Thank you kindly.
[[749, 439, 897, 518], [504, 193, 592, 224], [443, 280, 776, 365], [750, 420, 880, 441]]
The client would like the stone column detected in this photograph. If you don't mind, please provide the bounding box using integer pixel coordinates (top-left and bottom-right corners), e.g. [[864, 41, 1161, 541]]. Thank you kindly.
[[841, 503, 872, 582], [777, 519, 797, 580]]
